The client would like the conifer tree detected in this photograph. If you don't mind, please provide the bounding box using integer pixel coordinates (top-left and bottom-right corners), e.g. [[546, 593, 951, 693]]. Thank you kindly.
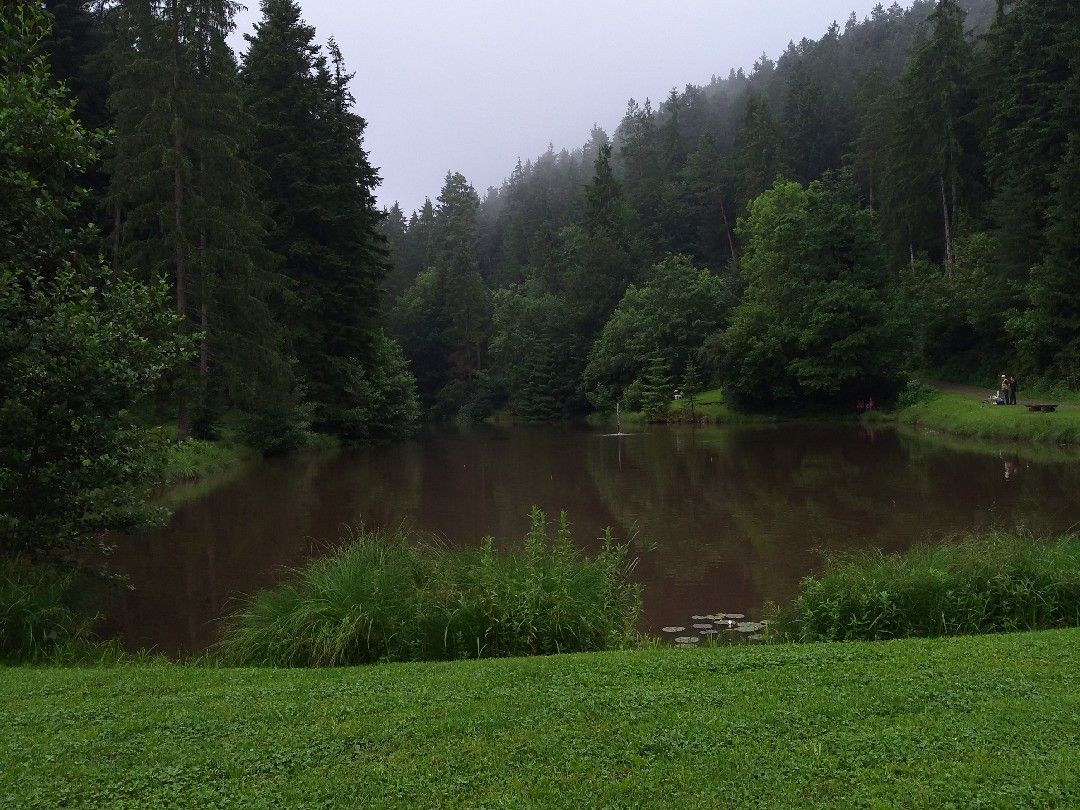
[[884, 0, 975, 270], [242, 0, 389, 439], [108, 0, 287, 439], [640, 352, 673, 421]]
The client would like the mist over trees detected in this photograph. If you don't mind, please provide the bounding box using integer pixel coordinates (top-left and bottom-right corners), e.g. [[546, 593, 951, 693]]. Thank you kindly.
[[34, 0, 417, 453], [385, 0, 1077, 419]]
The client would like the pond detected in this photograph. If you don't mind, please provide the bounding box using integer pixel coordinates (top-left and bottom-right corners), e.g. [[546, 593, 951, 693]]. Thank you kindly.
[[103, 423, 1080, 655]]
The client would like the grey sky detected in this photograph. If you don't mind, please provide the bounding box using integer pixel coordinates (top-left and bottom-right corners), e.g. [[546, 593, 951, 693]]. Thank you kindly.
[[233, 1, 908, 214]]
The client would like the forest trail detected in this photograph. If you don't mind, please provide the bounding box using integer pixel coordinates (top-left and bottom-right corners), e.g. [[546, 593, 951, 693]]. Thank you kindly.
[[927, 380, 1079, 410]]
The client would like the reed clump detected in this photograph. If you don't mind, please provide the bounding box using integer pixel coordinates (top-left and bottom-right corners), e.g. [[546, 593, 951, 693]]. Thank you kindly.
[[782, 531, 1080, 642], [0, 557, 94, 663], [219, 508, 641, 666]]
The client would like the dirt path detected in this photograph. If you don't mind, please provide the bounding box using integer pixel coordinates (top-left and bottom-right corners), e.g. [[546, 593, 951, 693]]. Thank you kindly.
[[927, 379, 1078, 410]]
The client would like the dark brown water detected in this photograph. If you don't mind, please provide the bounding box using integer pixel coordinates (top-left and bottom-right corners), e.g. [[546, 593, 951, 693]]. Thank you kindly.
[[103, 424, 1080, 655]]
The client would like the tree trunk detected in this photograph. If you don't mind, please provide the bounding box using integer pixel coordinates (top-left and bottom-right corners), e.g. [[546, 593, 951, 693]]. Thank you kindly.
[[171, 3, 190, 440], [939, 173, 953, 276]]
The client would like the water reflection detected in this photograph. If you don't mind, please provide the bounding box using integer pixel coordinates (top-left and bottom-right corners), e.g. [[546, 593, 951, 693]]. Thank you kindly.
[[104, 424, 1080, 656]]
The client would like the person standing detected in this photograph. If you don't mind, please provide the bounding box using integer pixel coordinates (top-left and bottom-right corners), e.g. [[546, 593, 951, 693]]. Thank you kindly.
[[1009, 375, 1018, 405]]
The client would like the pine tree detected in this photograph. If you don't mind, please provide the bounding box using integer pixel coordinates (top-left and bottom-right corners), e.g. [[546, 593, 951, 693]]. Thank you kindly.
[[108, 0, 287, 440], [1015, 134, 1080, 384], [681, 358, 704, 418], [242, 0, 389, 438], [640, 352, 673, 421], [884, 0, 975, 271], [736, 95, 784, 211]]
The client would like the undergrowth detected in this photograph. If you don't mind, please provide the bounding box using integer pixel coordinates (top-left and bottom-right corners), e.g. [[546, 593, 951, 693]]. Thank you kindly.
[[219, 508, 642, 666], [782, 531, 1080, 641]]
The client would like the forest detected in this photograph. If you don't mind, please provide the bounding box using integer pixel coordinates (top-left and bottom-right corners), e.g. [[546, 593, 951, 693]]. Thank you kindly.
[[383, 0, 1079, 420], [3, 0, 1079, 569]]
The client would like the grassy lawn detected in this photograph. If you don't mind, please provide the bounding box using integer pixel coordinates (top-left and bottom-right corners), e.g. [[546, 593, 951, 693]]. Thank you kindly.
[[3, 630, 1079, 808], [896, 392, 1080, 444]]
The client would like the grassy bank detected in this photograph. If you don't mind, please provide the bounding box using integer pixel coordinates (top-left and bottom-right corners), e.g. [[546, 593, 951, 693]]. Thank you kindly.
[[163, 437, 253, 484], [894, 392, 1080, 444], [2, 629, 1079, 807]]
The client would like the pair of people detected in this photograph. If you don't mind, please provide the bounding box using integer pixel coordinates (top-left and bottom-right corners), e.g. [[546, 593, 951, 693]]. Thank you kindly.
[[997, 374, 1018, 405]]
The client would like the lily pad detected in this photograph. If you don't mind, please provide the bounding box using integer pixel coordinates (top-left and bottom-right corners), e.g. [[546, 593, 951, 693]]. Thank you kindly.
[[701, 629, 719, 635], [674, 636, 700, 644], [691, 623, 714, 630], [735, 622, 764, 633], [749, 634, 764, 641], [661, 626, 686, 633]]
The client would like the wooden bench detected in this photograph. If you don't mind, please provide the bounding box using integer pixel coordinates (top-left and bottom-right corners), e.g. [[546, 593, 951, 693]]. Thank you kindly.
[[1026, 404, 1058, 413]]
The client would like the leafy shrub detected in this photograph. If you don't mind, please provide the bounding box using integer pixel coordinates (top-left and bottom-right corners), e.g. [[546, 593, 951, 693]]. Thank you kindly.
[[0, 558, 93, 663], [237, 402, 314, 457], [782, 532, 1080, 642], [896, 379, 939, 409], [220, 508, 642, 666]]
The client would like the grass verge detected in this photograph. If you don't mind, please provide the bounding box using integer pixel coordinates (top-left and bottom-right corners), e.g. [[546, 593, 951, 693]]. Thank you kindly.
[[894, 392, 1080, 444], [220, 508, 641, 666], [782, 532, 1080, 642], [2, 630, 1079, 807]]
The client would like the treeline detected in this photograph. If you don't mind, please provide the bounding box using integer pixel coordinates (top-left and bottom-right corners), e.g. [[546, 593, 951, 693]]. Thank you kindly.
[[40, 0, 418, 451], [384, 0, 1079, 419]]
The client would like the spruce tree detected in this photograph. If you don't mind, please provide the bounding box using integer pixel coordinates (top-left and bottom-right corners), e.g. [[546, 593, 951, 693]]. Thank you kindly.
[[108, 0, 288, 440], [242, 0, 389, 440], [640, 352, 673, 421]]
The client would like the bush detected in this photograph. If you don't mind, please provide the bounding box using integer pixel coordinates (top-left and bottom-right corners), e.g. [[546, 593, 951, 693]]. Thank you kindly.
[[782, 532, 1080, 642], [220, 508, 642, 666], [0, 558, 93, 663], [896, 378, 939, 409]]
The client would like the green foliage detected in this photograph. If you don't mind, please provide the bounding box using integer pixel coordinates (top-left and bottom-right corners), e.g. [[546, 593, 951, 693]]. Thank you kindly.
[[489, 283, 579, 421], [1, 5, 186, 560], [0, 557, 91, 663], [639, 352, 673, 421], [108, 0, 288, 439], [220, 508, 641, 666], [716, 177, 905, 411], [783, 532, 1080, 641], [895, 379, 939, 409], [241, 0, 394, 438], [583, 254, 728, 410], [332, 332, 420, 444]]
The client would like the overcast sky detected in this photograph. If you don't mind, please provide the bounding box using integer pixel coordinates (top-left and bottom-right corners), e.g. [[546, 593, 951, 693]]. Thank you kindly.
[[233, 1, 907, 214]]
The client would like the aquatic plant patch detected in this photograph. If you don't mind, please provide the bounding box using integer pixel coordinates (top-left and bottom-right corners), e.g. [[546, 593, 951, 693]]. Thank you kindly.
[[219, 508, 641, 666], [783, 531, 1080, 641]]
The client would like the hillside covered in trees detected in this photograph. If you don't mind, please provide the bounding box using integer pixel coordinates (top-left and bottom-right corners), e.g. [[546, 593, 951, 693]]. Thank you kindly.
[[32, 0, 419, 454], [384, 0, 1079, 419]]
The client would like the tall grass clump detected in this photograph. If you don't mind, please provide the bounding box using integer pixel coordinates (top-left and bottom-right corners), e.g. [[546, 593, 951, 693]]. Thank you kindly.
[[219, 508, 642, 666], [782, 532, 1080, 642], [0, 557, 95, 663]]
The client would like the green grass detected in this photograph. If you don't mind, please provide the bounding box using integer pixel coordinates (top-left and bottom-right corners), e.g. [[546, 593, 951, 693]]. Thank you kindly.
[[220, 509, 641, 666], [163, 437, 252, 484], [0, 559, 90, 663], [783, 532, 1080, 642], [896, 392, 1080, 444], [2, 630, 1079, 807]]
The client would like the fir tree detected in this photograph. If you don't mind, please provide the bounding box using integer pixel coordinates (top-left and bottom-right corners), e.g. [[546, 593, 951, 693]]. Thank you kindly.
[[242, 0, 389, 439], [640, 352, 673, 421], [108, 0, 287, 439]]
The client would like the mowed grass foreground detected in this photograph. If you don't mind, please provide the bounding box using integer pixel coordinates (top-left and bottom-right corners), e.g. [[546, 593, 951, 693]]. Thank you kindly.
[[3, 630, 1080, 808]]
